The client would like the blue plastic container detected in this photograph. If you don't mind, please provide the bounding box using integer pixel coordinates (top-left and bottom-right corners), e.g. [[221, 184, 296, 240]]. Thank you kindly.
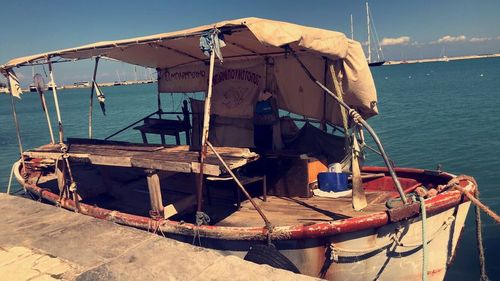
[[317, 172, 348, 192]]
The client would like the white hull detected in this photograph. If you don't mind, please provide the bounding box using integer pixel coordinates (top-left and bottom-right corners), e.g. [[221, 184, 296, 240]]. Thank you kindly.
[[227, 201, 470, 280]]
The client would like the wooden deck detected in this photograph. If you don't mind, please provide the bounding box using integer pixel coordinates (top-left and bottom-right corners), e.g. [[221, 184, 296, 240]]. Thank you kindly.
[[215, 192, 391, 227], [23, 139, 258, 176]]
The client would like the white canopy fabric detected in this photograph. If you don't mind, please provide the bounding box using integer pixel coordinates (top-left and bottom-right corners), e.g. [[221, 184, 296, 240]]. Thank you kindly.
[[1, 17, 378, 123]]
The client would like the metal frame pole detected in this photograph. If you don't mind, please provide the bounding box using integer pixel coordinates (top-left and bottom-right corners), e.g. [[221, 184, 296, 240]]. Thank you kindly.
[[291, 51, 407, 204], [156, 68, 163, 118], [39, 91, 55, 144], [6, 74, 26, 174], [89, 57, 100, 139], [48, 60, 64, 143]]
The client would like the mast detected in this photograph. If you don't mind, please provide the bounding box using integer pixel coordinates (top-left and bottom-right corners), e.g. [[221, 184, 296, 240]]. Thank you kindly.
[[366, 2, 371, 63], [350, 14, 354, 40]]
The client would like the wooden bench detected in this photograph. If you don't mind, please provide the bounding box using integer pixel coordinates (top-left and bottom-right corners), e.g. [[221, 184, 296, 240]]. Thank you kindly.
[[133, 100, 191, 145], [133, 118, 190, 145]]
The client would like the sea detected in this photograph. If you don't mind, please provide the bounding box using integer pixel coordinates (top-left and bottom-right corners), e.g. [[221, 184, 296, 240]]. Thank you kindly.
[[0, 57, 498, 280]]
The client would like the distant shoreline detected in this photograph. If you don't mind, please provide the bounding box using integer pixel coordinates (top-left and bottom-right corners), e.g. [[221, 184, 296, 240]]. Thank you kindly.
[[1, 54, 499, 94], [385, 53, 500, 65]]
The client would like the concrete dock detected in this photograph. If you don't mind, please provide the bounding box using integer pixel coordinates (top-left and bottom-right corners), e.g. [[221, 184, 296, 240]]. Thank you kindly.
[[0, 193, 321, 281]]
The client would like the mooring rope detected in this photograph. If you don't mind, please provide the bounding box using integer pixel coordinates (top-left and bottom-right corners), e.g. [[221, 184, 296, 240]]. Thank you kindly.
[[438, 175, 495, 280], [443, 176, 500, 223], [192, 211, 211, 246], [331, 215, 455, 255], [419, 196, 428, 281], [474, 191, 491, 281]]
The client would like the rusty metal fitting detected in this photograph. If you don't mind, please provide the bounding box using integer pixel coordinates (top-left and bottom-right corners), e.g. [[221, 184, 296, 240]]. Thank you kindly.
[[426, 189, 438, 198], [60, 143, 68, 153], [415, 186, 428, 197], [348, 109, 362, 124], [69, 182, 77, 192]]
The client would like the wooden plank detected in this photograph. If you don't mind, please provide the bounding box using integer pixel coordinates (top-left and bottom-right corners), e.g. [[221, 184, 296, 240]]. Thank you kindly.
[[190, 162, 221, 176], [163, 194, 197, 219], [24, 142, 256, 176], [88, 155, 132, 167], [55, 159, 65, 194], [146, 171, 164, 213], [131, 158, 192, 173]]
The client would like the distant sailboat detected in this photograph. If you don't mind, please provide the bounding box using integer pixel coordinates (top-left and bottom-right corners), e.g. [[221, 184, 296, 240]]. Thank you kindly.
[[29, 66, 37, 92], [440, 46, 449, 62], [350, 14, 354, 40], [365, 2, 385, 67]]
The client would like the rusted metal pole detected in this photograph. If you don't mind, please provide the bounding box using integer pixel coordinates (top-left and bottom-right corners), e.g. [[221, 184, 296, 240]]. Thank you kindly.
[[207, 141, 272, 228], [48, 60, 64, 143], [196, 43, 216, 212], [291, 51, 407, 204], [89, 57, 100, 139]]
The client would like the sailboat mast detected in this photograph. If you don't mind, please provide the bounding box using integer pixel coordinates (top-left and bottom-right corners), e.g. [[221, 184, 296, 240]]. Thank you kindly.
[[366, 2, 371, 63], [350, 14, 354, 40]]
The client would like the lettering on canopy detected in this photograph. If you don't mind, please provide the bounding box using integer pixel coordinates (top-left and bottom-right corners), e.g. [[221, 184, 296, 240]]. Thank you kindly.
[[158, 60, 265, 118]]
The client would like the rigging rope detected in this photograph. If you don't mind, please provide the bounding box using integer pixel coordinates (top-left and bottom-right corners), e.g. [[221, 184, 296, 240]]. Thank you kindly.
[[368, 8, 385, 61], [331, 215, 455, 255]]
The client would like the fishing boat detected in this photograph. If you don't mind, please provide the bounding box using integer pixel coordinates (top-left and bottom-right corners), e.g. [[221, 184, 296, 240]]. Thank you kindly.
[[1, 18, 478, 280]]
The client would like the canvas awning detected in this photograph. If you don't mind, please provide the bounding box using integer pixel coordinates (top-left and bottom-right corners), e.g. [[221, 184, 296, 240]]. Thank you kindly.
[[1, 17, 378, 123]]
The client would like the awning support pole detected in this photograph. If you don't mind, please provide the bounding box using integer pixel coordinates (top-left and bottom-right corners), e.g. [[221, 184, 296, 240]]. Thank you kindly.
[[48, 60, 64, 143], [291, 51, 407, 204], [7, 77, 26, 174], [39, 90, 55, 144], [88, 57, 100, 139], [156, 68, 162, 113], [321, 57, 327, 131], [196, 40, 216, 213]]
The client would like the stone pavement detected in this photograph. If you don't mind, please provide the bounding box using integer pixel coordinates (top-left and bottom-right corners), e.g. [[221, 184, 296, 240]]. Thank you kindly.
[[0, 193, 322, 281]]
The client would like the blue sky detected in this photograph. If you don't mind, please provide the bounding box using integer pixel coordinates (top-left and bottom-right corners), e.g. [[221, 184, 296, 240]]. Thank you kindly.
[[1, 0, 499, 85]]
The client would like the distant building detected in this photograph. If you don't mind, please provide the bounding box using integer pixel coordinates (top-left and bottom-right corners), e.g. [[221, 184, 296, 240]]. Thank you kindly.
[[74, 81, 91, 87]]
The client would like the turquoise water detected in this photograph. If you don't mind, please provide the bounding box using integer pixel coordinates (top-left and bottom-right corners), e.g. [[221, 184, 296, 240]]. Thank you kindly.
[[0, 58, 499, 280]]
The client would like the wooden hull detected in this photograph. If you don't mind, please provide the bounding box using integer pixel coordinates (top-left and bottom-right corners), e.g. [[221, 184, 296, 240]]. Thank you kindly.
[[13, 160, 475, 280]]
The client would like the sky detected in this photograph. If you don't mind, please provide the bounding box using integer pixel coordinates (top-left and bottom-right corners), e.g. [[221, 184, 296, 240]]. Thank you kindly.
[[1, 0, 499, 86]]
